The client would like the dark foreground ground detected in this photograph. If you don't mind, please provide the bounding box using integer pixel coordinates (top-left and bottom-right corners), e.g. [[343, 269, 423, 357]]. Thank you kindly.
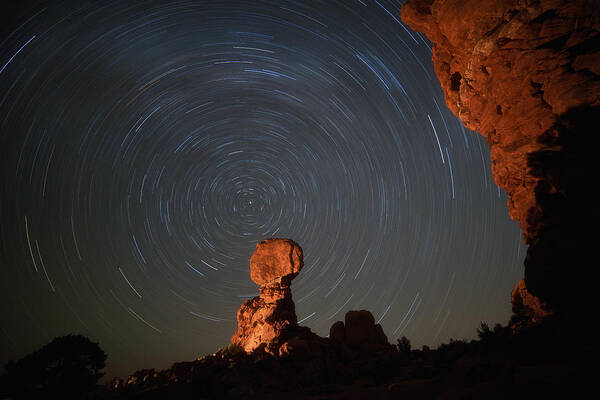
[[79, 315, 592, 400]]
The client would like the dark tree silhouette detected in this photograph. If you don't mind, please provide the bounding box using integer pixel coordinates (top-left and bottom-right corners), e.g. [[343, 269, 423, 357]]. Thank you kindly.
[[1, 334, 107, 399], [476, 322, 492, 341], [396, 336, 411, 354]]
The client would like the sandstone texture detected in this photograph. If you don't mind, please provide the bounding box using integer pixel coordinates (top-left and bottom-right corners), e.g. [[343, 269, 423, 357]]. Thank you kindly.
[[402, 0, 599, 315], [231, 284, 298, 354], [250, 238, 303, 286]]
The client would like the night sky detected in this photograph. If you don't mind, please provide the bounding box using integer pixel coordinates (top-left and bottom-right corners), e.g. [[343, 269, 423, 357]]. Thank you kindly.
[[0, 0, 526, 379]]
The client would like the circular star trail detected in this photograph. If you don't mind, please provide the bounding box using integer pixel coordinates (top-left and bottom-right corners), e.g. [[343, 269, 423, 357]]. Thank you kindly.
[[0, 0, 526, 378]]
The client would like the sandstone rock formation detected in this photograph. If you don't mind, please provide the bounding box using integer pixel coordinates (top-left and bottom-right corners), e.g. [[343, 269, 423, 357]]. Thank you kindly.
[[231, 238, 306, 355], [231, 239, 397, 359], [401, 0, 599, 316], [511, 278, 550, 326], [330, 310, 390, 350]]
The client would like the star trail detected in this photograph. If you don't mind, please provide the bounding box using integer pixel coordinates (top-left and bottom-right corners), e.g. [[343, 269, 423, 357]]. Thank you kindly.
[[0, 0, 526, 378]]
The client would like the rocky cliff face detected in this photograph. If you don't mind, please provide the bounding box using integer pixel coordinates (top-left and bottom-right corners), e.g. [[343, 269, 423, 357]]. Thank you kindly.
[[401, 0, 599, 316]]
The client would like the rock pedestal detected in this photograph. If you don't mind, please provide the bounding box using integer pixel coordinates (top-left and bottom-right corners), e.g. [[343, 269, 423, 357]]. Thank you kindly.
[[231, 238, 304, 354]]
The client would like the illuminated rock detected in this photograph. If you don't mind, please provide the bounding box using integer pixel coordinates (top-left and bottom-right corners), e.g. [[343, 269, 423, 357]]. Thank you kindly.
[[231, 238, 304, 354], [402, 0, 599, 315]]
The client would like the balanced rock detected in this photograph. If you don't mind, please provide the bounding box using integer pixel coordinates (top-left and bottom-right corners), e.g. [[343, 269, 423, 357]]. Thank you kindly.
[[231, 238, 304, 355]]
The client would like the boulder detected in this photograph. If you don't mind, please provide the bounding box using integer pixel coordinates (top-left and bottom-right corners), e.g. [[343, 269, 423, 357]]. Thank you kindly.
[[250, 238, 303, 286], [329, 321, 345, 343]]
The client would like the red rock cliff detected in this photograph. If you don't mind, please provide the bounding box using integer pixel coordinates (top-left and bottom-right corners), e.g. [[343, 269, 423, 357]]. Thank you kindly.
[[401, 0, 599, 315]]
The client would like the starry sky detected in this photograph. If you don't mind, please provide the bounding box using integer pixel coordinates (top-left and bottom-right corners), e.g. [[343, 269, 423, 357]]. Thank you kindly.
[[0, 0, 526, 379]]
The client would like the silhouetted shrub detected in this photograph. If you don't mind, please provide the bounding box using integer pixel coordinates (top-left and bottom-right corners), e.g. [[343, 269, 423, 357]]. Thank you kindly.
[[476, 322, 492, 341], [475, 321, 513, 352], [396, 336, 411, 354], [1, 334, 106, 399]]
